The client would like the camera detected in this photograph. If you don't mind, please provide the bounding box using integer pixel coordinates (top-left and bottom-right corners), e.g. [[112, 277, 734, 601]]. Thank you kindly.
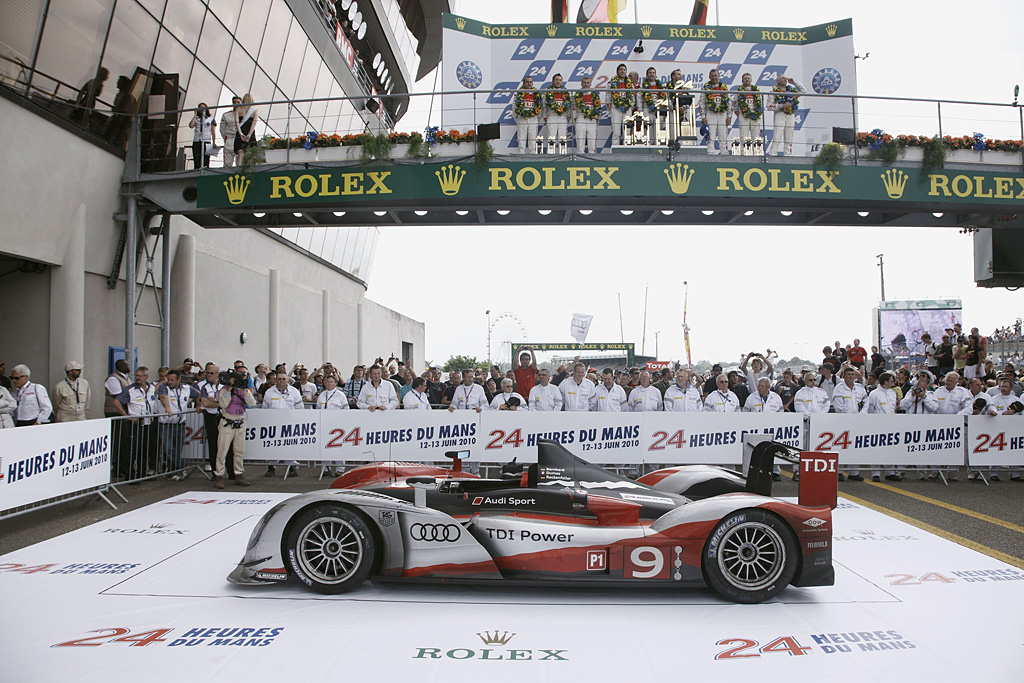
[[506, 396, 521, 408], [1010, 401, 1024, 414], [220, 369, 248, 386], [914, 386, 925, 395]]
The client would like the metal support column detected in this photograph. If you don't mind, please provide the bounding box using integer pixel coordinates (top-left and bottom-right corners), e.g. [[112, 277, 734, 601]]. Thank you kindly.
[[125, 194, 137, 369], [161, 216, 171, 367]]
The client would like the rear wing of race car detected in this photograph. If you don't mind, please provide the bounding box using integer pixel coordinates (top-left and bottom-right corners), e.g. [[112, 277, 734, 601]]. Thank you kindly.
[[745, 440, 801, 497]]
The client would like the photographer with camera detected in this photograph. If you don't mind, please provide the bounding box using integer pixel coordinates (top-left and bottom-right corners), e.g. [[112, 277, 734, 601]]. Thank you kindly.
[[900, 371, 939, 414], [489, 378, 528, 411], [189, 102, 216, 169], [214, 366, 255, 488]]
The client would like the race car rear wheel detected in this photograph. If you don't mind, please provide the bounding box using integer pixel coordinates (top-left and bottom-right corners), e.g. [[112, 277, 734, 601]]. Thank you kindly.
[[702, 509, 797, 604], [286, 505, 375, 594]]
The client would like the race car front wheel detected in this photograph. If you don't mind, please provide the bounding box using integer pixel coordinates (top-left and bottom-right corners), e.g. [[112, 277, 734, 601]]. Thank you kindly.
[[286, 505, 376, 594], [702, 509, 798, 604]]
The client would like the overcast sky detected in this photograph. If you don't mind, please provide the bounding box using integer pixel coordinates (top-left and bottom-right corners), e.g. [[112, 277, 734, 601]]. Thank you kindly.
[[365, 0, 1024, 368]]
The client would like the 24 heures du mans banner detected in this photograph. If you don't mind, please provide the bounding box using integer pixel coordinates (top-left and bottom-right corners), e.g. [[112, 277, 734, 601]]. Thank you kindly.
[[198, 161, 1024, 210]]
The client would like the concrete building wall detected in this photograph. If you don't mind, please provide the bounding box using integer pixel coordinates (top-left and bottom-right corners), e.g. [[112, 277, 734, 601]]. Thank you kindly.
[[0, 96, 425, 416]]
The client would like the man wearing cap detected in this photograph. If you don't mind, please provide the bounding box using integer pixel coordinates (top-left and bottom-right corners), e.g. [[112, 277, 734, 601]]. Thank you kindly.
[[900, 372, 939, 414], [54, 361, 91, 422]]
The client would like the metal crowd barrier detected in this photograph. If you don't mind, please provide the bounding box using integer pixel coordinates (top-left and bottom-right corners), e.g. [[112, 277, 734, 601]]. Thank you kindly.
[[108, 409, 212, 487]]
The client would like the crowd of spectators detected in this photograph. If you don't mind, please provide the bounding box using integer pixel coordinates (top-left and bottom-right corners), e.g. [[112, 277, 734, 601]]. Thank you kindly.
[[3, 326, 1023, 485]]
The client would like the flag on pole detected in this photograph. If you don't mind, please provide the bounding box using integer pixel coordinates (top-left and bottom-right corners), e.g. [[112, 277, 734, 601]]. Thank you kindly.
[[688, 0, 709, 25], [570, 313, 594, 342], [682, 288, 693, 369], [552, 0, 568, 22], [576, 0, 627, 24]]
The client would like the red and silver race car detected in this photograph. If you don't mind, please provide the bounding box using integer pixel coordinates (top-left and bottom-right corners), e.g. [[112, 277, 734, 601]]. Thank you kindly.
[[228, 440, 834, 603]]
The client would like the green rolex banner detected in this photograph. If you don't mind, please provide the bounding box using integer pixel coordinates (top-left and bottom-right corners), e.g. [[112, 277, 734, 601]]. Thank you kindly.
[[198, 161, 1024, 210]]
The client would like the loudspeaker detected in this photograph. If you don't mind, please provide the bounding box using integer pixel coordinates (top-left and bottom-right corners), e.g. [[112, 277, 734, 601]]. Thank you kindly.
[[831, 127, 855, 144], [364, 98, 380, 114], [477, 123, 501, 141], [975, 227, 1024, 287]]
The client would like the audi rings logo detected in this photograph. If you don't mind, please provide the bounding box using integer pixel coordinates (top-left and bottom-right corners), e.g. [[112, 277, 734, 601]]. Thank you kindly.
[[410, 523, 461, 542]]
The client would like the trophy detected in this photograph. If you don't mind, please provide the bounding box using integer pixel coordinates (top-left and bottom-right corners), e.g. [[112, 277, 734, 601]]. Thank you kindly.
[[752, 136, 764, 156], [730, 137, 742, 156], [670, 80, 697, 145], [654, 100, 670, 146]]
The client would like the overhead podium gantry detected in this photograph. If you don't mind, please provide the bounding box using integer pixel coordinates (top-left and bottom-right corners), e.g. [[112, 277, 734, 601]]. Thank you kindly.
[[130, 152, 1024, 231]]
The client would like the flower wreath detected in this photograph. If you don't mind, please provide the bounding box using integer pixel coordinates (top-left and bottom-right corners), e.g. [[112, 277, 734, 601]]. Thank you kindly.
[[514, 90, 539, 118], [545, 87, 569, 115], [609, 75, 635, 111], [735, 85, 762, 120], [704, 82, 730, 114], [772, 84, 800, 113], [573, 89, 602, 120], [641, 79, 664, 111]]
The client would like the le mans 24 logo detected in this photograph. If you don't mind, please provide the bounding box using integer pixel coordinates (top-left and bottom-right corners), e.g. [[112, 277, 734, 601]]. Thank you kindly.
[[456, 60, 483, 89], [811, 67, 842, 94]]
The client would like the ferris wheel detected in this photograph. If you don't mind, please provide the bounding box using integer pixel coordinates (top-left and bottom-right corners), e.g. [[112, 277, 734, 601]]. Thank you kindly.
[[488, 311, 529, 370]]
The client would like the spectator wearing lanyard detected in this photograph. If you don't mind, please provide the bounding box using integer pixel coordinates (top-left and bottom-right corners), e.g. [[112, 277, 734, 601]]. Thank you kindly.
[[158, 369, 199, 480], [53, 361, 90, 422], [344, 364, 367, 408], [114, 366, 158, 477], [214, 372, 256, 488], [198, 364, 227, 476], [403, 377, 432, 410], [261, 370, 304, 477], [11, 364, 53, 426], [358, 365, 400, 411]]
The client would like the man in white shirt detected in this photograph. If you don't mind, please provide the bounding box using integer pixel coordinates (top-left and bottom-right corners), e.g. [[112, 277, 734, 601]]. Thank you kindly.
[[744, 377, 783, 413], [703, 374, 740, 412], [862, 371, 899, 482], [358, 364, 400, 411], [114, 366, 158, 478], [592, 368, 628, 412], [900, 372, 940, 414], [316, 374, 349, 410], [973, 379, 1022, 482], [794, 373, 830, 415], [490, 378, 528, 411], [295, 367, 318, 403], [745, 377, 786, 478], [220, 96, 241, 167], [158, 369, 199, 480], [933, 372, 970, 414], [528, 369, 563, 411], [10, 364, 52, 426], [403, 377, 432, 410], [831, 366, 868, 481], [197, 364, 225, 475], [664, 368, 703, 412], [626, 370, 662, 412], [960, 378, 995, 416], [560, 362, 595, 412], [816, 362, 838, 400], [261, 370, 304, 477], [447, 369, 486, 413], [741, 351, 773, 397]]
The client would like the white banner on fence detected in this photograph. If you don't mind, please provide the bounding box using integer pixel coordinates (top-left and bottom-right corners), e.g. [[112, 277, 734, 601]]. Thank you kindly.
[[0, 419, 112, 513], [965, 416, 1024, 467], [641, 412, 803, 465], [478, 411, 644, 464], [244, 410, 321, 461], [320, 410, 483, 462], [807, 414, 965, 467]]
